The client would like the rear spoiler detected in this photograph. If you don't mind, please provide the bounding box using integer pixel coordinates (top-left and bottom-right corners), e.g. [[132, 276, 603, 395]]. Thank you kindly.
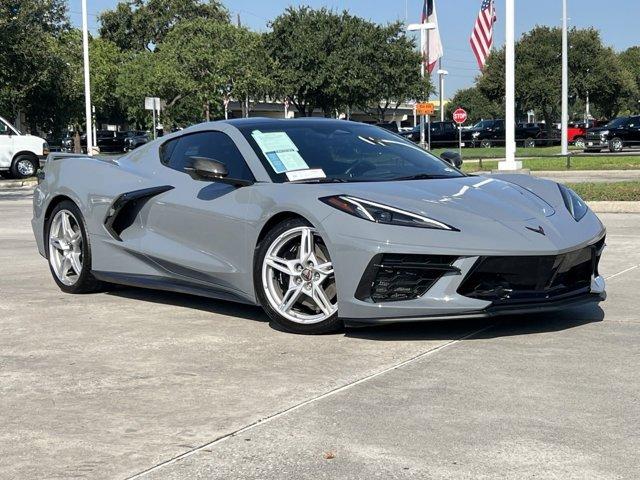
[[44, 152, 119, 166]]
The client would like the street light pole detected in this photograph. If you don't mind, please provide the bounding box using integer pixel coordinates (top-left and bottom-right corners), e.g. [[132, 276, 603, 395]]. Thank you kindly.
[[561, 0, 569, 156], [437, 67, 448, 122], [81, 0, 93, 156], [498, 0, 521, 170]]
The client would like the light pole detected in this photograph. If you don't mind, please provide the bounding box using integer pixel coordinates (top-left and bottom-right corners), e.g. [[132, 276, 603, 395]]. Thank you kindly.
[[437, 68, 448, 122], [560, 0, 569, 156], [498, 0, 521, 170], [81, 0, 93, 156], [407, 22, 436, 149]]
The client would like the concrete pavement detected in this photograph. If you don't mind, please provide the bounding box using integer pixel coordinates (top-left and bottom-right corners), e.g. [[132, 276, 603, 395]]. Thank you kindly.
[[0, 198, 639, 479]]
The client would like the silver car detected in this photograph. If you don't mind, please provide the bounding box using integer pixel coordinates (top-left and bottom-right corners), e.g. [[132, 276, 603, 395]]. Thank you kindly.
[[32, 119, 606, 334]]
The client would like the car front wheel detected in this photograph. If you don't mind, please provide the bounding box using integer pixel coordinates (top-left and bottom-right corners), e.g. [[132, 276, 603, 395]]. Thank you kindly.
[[609, 137, 623, 152], [11, 154, 38, 179], [255, 218, 341, 334], [574, 137, 585, 149]]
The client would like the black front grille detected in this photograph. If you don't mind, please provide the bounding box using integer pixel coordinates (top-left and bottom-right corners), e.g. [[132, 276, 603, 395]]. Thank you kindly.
[[586, 131, 603, 140], [356, 254, 459, 302], [458, 239, 604, 305]]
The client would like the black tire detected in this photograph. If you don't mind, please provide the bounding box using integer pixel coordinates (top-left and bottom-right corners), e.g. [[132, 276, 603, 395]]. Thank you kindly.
[[480, 139, 492, 148], [45, 200, 103, 294], [574, 137, 585, 149], [609, 137, 623, 153], [254, 217, 342, 335], [524, 137, 536, 148], [10, 154, 38, 179]]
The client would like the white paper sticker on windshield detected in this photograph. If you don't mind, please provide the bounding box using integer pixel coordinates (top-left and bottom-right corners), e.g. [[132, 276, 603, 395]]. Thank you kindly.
[[251, 130, 309, 173], [286, 169, 326, 182]]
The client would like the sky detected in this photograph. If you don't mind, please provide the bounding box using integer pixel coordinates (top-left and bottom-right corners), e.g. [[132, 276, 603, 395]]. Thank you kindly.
[[68, 0, 640, 95]]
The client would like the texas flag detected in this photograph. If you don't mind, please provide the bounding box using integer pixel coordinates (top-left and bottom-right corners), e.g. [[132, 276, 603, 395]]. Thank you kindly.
[[422, 0, 443, 74]]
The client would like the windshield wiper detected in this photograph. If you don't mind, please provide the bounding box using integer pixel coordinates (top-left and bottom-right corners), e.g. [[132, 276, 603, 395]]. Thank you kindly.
[[392, 173, 454, 181], [289, 177, 349, 184]]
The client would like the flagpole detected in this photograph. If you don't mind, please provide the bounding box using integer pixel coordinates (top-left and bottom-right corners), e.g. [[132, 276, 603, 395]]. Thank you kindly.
[[560, 0, 569, 156], [498, 0, 521, 170], [81, 0, 93, 156]]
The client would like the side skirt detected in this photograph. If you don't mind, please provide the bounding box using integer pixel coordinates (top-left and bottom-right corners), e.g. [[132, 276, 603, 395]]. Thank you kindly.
[[92, 271, 257, 306]]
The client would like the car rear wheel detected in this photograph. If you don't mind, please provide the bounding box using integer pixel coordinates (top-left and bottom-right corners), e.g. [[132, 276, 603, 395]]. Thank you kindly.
[[609, 137, 623, 152], [574, 137, 585, 149], [255, 218, 341, 334], [524, 137, 536, 148], [46, 200, 102, 294], [10, 154, 38, 179], [480, 139, 492, 148]]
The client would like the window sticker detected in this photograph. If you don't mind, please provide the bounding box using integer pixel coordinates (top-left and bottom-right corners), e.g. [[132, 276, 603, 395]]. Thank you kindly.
[[251, 130, 309, 173]]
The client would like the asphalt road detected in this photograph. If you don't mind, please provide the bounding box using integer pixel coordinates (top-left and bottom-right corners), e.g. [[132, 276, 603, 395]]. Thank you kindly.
[[1, 196, 639, 479]]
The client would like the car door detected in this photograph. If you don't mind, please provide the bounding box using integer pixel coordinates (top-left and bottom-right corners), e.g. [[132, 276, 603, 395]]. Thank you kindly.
[[442, 122, 457, 146], [429, 122, 443, 147], [0, 120, 14, 168], [139, 130, 256, 298], [628, 116, 640, 147], [492, 120, 505, 144]]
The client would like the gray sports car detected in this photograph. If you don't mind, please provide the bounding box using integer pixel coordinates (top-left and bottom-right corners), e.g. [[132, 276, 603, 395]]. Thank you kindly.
[[32, 118, 606, 334]]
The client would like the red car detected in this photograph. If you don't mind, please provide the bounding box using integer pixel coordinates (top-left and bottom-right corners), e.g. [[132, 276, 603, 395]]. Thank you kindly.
[[567, 122, 587, 148]]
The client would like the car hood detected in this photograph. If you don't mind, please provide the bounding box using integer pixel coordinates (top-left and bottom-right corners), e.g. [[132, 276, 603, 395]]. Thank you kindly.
[[587, 126, 611, 134], [324, 175, 556, 224]]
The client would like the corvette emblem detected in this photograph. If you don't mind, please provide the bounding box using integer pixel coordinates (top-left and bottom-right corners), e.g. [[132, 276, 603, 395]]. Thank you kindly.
[[526, 225, 545, 236]]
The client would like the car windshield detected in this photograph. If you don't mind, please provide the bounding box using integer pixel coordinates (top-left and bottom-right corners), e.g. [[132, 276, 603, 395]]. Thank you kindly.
[[237, 121, 464, 183], [605, 117, 628, 128], [472, 120, 496, 129]]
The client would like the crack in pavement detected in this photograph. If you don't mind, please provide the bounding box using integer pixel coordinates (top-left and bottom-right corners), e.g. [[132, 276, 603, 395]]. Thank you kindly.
[[125, 324, 494, 479]]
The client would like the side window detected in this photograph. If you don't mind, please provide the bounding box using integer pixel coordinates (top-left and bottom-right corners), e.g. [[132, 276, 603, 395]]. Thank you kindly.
[[443, 123, 456, 133], [0, 122, 11, 135], [494, 120, 505, 129], [164, 131, 254, 181], [160, 138, 179, 165]]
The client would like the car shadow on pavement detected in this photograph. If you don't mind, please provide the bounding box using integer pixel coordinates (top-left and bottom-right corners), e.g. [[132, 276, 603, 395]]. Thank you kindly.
[[105, 286, 268, 323], [106, 285, 604, 341], [345, 304, 605, 342]]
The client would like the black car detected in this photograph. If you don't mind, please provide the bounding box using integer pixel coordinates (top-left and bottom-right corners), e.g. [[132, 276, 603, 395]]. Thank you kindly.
[[469, 119, 542, 148], [123, 131, 150, 151], [401, 121, 471, 148], [585, 116, 640, 152], [61, 130, 133, 153]]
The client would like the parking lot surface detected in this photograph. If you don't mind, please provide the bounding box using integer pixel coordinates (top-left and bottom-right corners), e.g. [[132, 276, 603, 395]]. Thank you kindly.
[[1, 196, 639, 479]]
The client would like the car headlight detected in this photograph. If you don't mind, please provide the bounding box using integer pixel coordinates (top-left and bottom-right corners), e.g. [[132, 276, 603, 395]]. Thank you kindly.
[[320, 195, 458, 231], [600, 130, 609, 137], [558, 184, 588, 221]]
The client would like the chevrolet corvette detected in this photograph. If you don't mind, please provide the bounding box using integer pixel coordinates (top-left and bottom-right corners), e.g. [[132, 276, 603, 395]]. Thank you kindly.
[[32, 118, 606, 334]]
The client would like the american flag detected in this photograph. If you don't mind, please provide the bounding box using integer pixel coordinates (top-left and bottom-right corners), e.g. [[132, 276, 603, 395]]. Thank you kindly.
[[421, 0, 443, 74], [470, 0, 497, 70]]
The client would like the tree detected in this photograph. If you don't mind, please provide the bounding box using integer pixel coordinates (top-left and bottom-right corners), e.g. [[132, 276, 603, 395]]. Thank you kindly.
[[476, 26, 636, 125], [356, 22, 430, 122], [99, 0, 228, 52], [0, 0, 75, 132], [90, 38, 126, 125], [445, 87, 501, 124], [619, 47, 640, 113]]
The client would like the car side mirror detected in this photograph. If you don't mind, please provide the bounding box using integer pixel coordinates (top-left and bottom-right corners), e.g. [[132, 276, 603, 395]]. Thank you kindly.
[[440, 151, 463, 169], [186, 156, 253, 187]]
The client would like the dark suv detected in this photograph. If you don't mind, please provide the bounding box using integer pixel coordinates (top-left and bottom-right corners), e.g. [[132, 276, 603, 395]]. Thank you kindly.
[[401, 121, 471, 148], [585, 116, 640, 152], [469, 119, 544, 148]]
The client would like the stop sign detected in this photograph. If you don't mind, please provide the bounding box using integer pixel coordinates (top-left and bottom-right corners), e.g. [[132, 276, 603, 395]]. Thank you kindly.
[[453, 108, 468, 124]]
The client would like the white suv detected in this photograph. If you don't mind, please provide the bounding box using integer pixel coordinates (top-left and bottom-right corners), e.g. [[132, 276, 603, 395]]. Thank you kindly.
[[0, 115, 49, 179]]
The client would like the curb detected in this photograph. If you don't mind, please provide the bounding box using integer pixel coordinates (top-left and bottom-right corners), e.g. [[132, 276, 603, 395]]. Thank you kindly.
[[0, 179, 37, 188], [587, 201, 640, 213]]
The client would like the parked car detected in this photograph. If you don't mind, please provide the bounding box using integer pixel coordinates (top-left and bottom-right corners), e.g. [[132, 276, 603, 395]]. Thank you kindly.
[[585, 116, 640, 152], [124, 131, 150, 152], [33, 118, 606, 334], [468, 119, 542, 148], [401, 121, 472, 148], [374, 122, 400, 133], [0, 115, 49, 179], [61, 130, 131, 153]]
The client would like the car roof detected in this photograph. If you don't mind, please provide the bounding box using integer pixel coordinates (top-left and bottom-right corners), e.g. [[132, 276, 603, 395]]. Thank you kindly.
[[219, 117, 350, 129]]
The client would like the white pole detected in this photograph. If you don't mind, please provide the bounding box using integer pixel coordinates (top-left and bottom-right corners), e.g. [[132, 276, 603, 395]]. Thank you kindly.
[[81, 0, 93, 156], [420, 27, 426, 148], [561, 0, 569, 156], [498, 0, 521, 170], [437, 68, 448, 122]]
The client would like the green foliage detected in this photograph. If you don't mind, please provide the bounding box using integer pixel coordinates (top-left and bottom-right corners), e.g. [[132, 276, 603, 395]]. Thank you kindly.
[[0, 0, 76, 133], [98, 0, 228, 52], [445, 87, 502, 124], [478, 26, 637, 123], [619, 47, 640, 113], [90, 38, 126, 125], [267, 7, 428, 118]]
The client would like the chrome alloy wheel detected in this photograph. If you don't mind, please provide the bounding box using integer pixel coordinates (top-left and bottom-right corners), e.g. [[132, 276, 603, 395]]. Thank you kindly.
[[261, 226, 337, 324], [16, 158, 35, 177], [48, 210, 83, 286]]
